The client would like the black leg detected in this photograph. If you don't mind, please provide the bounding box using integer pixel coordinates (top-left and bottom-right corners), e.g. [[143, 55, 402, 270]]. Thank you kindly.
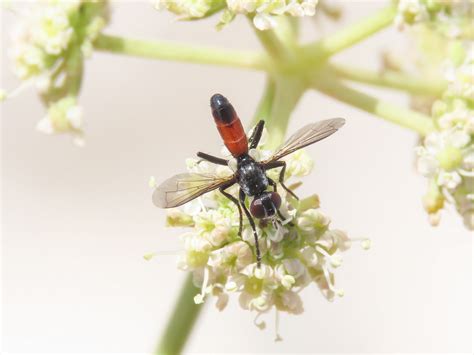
[[268, 178, 294, 225], [219, 183, 243, 237], [239, 189, 261, 267], [197, 152, 228, 166], [249, 120, 265, 149], [268, 177, 277, 192], [264, 161, 299, 200]]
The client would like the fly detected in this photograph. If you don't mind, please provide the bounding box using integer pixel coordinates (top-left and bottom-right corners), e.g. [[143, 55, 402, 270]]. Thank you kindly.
[[153, 94, 345, 266]]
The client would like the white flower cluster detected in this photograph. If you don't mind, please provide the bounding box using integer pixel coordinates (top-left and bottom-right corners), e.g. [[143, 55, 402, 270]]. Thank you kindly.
[[154, 0, 319, 31], [36, 96, 85, 146], [153, 0, 214, 19], [226, 0, 318, 30], [156, 132, 369, 329], [395, 0, 473, 39], [5, 0, 109, 144], [416, 45, 474, 229]]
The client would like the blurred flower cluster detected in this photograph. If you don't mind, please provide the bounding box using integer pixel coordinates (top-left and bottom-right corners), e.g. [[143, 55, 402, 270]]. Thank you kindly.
[[416, 44, 474, 229], [153, 129, 369, 327], [4, 0, 109, 145], [153, 0, 319, 30], [395, 0, 473, 39]]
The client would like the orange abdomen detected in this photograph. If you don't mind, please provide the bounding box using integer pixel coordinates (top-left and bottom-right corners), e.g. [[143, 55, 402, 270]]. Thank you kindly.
[[210, 94, 248, 157]]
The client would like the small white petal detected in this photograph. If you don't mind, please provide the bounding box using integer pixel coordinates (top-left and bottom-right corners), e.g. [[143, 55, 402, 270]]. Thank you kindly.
[[329, 254, 343, 268], [72, 135, 85, 147], [437, 171, 462, 190], [417, 155, 439, 177], [66, 106, 83, 129], [253, 13, 277, 31], [450, 130, 471, 148], [463, 151, 474, 170], [281, 275, 295, 289], [360, 239, 372, 250], [225, 281, 238, 292], [36, 117, 54, 134], [148, 176, 156, 188], [194, 294, 204, 304]]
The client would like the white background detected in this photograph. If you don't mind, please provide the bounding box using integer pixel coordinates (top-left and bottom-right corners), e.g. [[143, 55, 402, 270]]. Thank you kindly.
[[1, 1, 472, 353]]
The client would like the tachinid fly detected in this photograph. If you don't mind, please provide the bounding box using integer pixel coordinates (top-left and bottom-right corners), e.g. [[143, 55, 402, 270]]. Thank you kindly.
[[153, 94, 345, 266]]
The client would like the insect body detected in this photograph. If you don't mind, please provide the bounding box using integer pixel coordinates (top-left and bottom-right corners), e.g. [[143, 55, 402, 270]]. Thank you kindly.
[[153, 94, 345, 266], [211, 94, 248, 157]]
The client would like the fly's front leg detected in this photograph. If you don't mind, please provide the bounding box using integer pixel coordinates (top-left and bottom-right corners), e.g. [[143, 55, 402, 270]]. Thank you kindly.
[[248, 120, 265, 149], [268, 177, 292, 224], [239, 189, 262, 267], [219, 179, 242, 237], [197, 151, 228, 166], [264, 161, 299, 200], [268, 177, 277, 193]]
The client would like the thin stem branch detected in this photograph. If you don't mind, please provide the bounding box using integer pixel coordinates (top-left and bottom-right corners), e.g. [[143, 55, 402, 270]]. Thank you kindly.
[[312, 76, 435, 135], [327, 63, 446, 97], [94, 34, 269, 71], [302, 5, 396, 62], [155, 274, 203, 355], [250, 21, 293, 66]]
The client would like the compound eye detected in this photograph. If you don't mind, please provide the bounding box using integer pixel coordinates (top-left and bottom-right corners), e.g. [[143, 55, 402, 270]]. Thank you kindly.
[[250, 198, 266, 219], [269, 192, 282, 209]]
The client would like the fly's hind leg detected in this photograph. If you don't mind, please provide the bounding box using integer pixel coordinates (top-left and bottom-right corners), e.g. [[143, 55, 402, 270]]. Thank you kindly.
[[197, 152, 228, 166], [239, 189, 262, 267]]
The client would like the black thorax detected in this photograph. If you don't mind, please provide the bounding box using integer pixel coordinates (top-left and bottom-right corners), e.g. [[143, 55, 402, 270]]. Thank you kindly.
[[236, 154, 268, 196]]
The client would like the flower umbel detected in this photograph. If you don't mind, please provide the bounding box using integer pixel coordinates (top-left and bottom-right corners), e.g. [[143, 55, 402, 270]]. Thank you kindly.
[[154, 0, 319, 31], [415, 45, 474, 229], [5, 0, 109, 144], [395, 0, 473, 39], [156, 131, 369, 328]]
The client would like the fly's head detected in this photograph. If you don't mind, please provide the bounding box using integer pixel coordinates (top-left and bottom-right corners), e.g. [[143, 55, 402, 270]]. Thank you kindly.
[[250, 191, 281, 220]]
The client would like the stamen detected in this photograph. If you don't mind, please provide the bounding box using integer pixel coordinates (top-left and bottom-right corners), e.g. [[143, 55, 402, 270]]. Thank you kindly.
[[274, 309, 283, 342], [442, 187, 456, 203], [198, 197, 207, 212], [148, 176, 156, 188], [3, 80, 33, 99], [269, 219, 286, 243], [322, 265, 336, 292], [350, 237, 372, 250], [143, 250, 182, 260], [194, 267, 210, 304], [253, 312, 266, 330], [322, 265, 344, 297], [458, 168, 474, 177]]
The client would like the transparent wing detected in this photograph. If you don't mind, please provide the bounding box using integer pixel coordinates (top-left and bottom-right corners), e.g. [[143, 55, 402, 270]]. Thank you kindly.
[[264, 118, 345, 163], [152, 172, 233, 208]]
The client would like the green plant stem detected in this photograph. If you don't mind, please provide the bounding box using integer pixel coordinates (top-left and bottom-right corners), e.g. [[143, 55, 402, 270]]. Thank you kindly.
[[312, 76, 435, 135], [265, 75, 306, 149], [155, 274, 203, 355], [327, 63, 446, 97], [94, 34, 269, 71], [302, 5, 396, 62], [65, 45, 84, 97], [252, 78, 276, 126]]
